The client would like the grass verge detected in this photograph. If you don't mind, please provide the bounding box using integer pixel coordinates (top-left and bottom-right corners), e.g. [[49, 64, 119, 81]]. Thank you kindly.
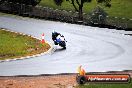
[[0, 29, 50, 60], [76, 79, 132, 88]]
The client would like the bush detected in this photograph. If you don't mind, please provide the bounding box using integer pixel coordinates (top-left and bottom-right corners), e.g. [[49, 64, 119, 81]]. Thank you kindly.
[[0, 0, 41, 6], [88, 6, 108, 24]]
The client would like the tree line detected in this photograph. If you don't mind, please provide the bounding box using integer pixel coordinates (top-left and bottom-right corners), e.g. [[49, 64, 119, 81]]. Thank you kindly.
[[54, 0, 111, 20], [0, 0, 41, 6]]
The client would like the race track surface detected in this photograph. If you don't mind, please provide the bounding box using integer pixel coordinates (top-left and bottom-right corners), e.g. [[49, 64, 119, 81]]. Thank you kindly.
[[0, 16, 132, 76]]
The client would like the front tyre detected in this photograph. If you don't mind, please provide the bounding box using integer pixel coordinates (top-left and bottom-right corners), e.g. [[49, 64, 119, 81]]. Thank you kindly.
[[77, 76, 87, 84], [59, 41, 66, 48]]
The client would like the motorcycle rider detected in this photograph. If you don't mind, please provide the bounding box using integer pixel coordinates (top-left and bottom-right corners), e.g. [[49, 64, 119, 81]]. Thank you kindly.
[[52, 30, 61, 44], [52, 30, 60, 40], [52, 30, 66, 44], [52, 30, 66, 49]]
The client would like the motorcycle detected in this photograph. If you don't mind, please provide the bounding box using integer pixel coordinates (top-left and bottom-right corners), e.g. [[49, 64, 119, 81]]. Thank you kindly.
[[53, 35, 66, 49]]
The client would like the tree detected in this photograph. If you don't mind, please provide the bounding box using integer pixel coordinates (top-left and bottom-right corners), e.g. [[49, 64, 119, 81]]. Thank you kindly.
[[66, 0, 92, 20], [54, 0, 111, 20]]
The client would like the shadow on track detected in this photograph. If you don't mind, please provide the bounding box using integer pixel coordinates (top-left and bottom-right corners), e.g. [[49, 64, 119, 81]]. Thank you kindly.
[[50, 46, 66, 55], [54, 48, 66, 52]]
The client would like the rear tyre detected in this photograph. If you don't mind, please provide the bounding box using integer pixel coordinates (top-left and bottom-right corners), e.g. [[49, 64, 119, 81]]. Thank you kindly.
[[63, 46, 66, 49], [60, 41, 66, 48]]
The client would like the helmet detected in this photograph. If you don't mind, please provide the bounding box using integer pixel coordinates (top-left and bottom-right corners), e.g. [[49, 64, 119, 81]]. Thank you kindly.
[[52, 30, 57, 34]]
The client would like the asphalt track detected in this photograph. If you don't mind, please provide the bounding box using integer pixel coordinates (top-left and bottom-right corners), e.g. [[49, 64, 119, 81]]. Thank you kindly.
[[0, 16, 132, 76]]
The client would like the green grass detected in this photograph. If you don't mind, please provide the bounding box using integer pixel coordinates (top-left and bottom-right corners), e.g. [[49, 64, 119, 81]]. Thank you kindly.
[[76, 79, 132, 88], [39, 0, 132, 19], [0, 29, 50, 60]]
